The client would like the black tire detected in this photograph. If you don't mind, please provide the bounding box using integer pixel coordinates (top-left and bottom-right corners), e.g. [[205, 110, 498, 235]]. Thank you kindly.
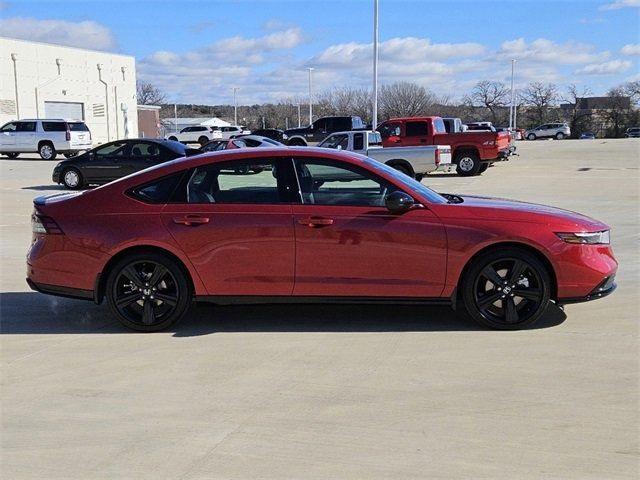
[[555, 132, 565, 140], [459, 247, 551, 330], [61, 167, 84, 190], [168, 136, 178, 141], [415, 173, 424, 182], [527, 133, 537, 141], [198, 136, 209, 146], [106, 252, 192, 332], [39, 142, 56, 160], [455, 151, 481, 176], [288, 138, 307, 146], [478, 163, 489, 174], [389, 162, 413, 178], [3, 152, 19, 159]]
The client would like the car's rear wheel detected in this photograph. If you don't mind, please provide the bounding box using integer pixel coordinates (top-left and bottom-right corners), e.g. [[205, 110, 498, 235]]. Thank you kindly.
[[106, 253, 192, 332], [455, 152, 481, 176], [39, 142, 56, 160], [62, 168, 84, 189], [168, 136, 178, 141], [555, 132, 565, 140], [527, 133, 537, 140], [460, 248, 551, 330], [3, 152, 19, 159], [198, 136, 209, 146]]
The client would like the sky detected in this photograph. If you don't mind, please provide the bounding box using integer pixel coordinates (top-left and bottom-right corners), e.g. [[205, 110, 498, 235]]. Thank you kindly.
[[1, 0, 639, 105]]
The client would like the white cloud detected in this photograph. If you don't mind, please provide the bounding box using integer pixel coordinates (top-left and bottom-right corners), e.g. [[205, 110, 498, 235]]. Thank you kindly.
[[621, 43, 640, 55], [0, 17, 116, 51], [599, 0, 640, 10], [576, 59, 632, 75], [497, 38, 608, 64]]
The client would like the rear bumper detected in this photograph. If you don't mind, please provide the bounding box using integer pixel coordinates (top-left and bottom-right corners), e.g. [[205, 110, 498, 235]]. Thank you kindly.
[[27, 278, 93, 301]]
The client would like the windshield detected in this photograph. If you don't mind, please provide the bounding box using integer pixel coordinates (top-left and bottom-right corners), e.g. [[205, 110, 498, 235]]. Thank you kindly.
[[359, 156, 448, 204]]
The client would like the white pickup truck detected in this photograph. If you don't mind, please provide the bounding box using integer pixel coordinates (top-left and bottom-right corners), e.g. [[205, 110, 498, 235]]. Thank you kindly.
[[317, 130, 451, 180]]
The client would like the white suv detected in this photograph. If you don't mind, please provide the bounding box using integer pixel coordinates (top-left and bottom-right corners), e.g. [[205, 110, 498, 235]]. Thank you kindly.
[[525, 123, 571, 140], [0, 119, 92, 160], [212, 125, 251, 140], [166, 126, 215, 146]]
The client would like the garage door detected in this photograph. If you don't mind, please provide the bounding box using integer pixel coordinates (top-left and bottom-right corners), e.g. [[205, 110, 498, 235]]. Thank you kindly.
[[44, 101, 85, 120]]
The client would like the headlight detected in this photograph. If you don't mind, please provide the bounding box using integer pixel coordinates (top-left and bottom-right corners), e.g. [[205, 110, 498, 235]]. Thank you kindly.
[[556, 230, 610, 245]]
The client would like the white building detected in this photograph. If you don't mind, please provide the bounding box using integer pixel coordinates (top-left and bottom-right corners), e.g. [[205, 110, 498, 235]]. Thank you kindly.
[[0, 37, 138, 144]]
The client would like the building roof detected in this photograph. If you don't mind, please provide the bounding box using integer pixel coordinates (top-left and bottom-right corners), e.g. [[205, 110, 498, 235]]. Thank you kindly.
[[161, 117, 231, 127]]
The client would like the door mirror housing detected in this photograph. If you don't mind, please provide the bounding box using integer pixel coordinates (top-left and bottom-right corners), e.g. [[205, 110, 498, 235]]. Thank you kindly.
[[385, 191, 415, 213]]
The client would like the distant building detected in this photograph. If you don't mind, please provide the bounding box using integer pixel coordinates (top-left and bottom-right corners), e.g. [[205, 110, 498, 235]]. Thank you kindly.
[[137, 105, 161, 138], [0, 37, 138, 143], [160, 117, 231, 135]]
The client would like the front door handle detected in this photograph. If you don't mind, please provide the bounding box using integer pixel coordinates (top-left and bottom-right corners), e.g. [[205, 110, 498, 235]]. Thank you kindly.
[[173, 215, 210, 226], [298, 216, 334, 227]]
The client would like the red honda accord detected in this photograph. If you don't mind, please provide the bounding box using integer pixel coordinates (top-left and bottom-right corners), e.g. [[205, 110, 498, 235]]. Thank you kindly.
[[27, 148, 617, 331]]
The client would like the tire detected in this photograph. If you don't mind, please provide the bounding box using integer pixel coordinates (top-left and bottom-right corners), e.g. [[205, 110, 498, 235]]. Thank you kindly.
[[198, 136, 209, 146], [3, 152, 19, 159], [478, 163, 489, 174], [555, 132, 565, 140], [61, 168, 84, 190], [106, 252, 192, 332], [168, 136, 178, 141], [527, 133, 536, 141], [415, 173, 424, 182], [459, 247, 551, 330], [389, 162, 413, 178], [288, 138, 307, 146], [455, 151, 481, 176], [39, 142, 56, 160]]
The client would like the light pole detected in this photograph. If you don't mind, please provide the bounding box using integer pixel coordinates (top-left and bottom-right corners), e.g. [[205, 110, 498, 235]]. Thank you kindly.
[[308, 67, 314, 125], [232, 87, 239, 125], [509, 59, 516, 130], [372, 0, 379, 130], [297, 102, 301, 127]]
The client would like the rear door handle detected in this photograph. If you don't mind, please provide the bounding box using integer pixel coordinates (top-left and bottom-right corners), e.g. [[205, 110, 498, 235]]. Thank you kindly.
[[298, 216, 334, 227], [173, 215, 210, 226]]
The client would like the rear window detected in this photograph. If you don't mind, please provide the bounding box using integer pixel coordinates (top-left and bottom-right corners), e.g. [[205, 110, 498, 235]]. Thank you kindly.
[[433, 118, 447, 133], [42, 122, 67, 132], [69, 122, 89, 132], [406, 121, 428, 136], [129, 172, 186, 204]]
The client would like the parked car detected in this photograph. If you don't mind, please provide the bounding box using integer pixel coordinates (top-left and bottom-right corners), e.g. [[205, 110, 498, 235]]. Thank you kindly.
[[201, 135, 284, 152], [284, 116, 366, 146], [249, 128, 288, 143], [52, 139, 200, 189], [580, 132, 596, 140], [442, 117, 465, 133], [212, 125, 251, 140], [625, 127, 640, 138], [166, 125, 216, 146], [27, 147, 617, 332], [1, 118, 92, 160], [525, 123, 570, 140], [377, 116, 514, 176], [317, 130, 451, 180], [465, 121, 496, 132]]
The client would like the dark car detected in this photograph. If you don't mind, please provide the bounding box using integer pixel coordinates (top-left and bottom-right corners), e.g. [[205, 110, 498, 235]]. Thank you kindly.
[[625, 127, 640, 138], [284, 116, 365, 146], [52, 139, 200, 189], [249, 128, 288, 143], [580, 132, 596, 140]]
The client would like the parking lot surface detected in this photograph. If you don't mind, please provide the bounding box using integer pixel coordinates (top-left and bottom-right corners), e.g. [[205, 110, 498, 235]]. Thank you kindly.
[[1, 139, 638, 479]]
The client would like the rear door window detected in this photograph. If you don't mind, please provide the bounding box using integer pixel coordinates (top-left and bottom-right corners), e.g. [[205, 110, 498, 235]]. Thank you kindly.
[[405, 121, 428, 137], [42, 122, 67, 132], [353, 133, 364, 150]]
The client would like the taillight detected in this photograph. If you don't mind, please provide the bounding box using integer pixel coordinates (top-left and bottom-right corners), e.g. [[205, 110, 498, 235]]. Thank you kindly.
[[32, 213, 63, 235], [435, 148, 441, 167]]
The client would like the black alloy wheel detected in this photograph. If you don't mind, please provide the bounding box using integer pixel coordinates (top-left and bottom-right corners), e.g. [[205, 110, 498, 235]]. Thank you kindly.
[[461, 248, 551, 330], [106, 253, 191, 331]]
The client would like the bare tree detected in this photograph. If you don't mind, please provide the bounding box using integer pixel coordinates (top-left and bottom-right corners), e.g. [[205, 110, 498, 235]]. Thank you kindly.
[[604, 86, 633, 137], [379, 82, 437, 119], [562, 84, 592, 138], [520, 82, 559, 126], [316, 87, 372, 122], [136, 81, 167, 105], [623, 80, 640, 106], [466, 80, 510, 124]]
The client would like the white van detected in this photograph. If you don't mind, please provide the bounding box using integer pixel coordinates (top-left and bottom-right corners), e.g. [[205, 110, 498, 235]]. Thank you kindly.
[[0, 119, 93, 160]]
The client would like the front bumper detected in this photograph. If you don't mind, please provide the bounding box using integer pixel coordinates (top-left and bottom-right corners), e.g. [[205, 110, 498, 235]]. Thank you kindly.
[[558, 275, 617, 305], [52, 167, 61, 183]]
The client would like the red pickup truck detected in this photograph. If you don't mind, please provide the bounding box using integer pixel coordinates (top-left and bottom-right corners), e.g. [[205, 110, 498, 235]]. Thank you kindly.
[[377, 116, 515, 176]]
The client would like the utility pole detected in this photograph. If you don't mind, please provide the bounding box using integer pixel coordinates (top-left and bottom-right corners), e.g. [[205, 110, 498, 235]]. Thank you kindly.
[[297, 102, 301, 127], [232, 87, 239, 125], [174, 103, 178, 133], [372, 0, 379, 130], [509, 59, 516, 130], [308, 67, 314, 125]]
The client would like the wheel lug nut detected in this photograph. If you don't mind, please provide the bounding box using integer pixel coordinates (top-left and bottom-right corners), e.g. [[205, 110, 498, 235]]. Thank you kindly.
[[497, 287, 502, 291]]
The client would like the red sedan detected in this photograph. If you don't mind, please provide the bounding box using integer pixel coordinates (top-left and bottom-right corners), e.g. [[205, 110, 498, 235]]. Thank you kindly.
[[27, 148, 617, 331]]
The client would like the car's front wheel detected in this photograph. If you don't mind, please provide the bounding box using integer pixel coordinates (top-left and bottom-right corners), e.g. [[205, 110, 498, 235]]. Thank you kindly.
[[455, 152, 481, 176], [106, 252, 192, 332], [460, 248, 551, 330], [527, 133, 537, 140], [62, 168, 84, 189]]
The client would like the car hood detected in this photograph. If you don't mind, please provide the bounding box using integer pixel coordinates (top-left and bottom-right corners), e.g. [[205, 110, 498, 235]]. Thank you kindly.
[[436, 194, 609, 230]]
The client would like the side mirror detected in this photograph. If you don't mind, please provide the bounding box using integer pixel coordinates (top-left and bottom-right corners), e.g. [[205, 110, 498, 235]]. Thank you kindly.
[[385, 191, 415, 214]]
